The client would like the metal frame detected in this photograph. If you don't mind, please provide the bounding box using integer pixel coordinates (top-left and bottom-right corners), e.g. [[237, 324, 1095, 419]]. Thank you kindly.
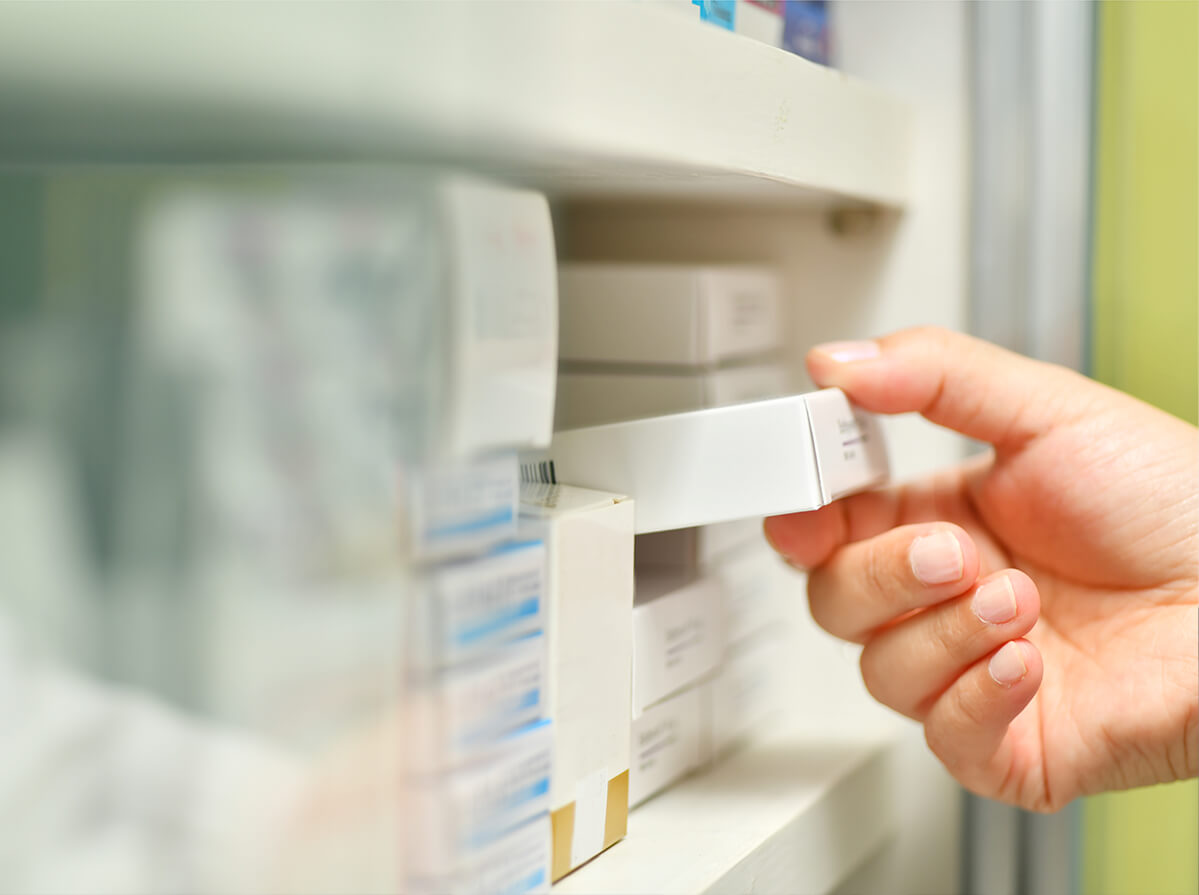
[[966, 1, 1095, 893]]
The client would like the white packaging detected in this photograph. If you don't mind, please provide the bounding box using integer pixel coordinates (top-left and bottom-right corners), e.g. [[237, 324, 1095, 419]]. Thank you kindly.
[[632, 574, 726, 716], [408, 633, 547, 772], [735, 1, 784, 47], [704, 631, 788, 757], [439, 178, 558, 455], [140, 172, 558, 467], [518, 483, 634, 881], [408, 813, 550, 895], [404, 452, 518, 562], [635, 517, 764, 572], [528, 389, 889, 533], [409, 539, 545, 669], [712, 542, 787, 642], [557, 264, 783, 366], [407, 719, 553, 879], [629, 685, 706, 808], [554, 363, 788, 429]]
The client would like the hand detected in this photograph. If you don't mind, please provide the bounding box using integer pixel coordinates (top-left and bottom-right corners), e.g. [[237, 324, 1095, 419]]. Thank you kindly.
[[764, 327, 1198, 812]]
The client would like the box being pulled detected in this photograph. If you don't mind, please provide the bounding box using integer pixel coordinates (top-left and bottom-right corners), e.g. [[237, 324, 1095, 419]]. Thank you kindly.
[[524, 388, 889, 533]]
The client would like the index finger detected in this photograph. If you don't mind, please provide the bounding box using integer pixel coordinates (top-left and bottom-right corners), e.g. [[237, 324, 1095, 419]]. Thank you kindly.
[[807, 327, 1096, 451]]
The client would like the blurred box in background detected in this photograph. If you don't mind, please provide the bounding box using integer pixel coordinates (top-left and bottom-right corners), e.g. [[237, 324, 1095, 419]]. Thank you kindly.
[[558, 263, 782, 368], [629, 683, 706, 808], [632, 573, 726, 717]]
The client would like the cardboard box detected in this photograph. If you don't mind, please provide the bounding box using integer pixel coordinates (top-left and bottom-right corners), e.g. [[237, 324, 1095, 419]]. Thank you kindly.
[[736, 0, 784, 47], [704, 631, 788, 757], [711, 542, 788, 643], [632, 574, 726, 716], [138, 172, 558, 465], [527, 389, 890, 533], [518, 483, 634, 881], [407, 719, 553, 879], [408, 633, 547, 772], [635, 517, 764, 572], [438, 178, 558, 456], [557, 264, 782, 367], [629, 684, 706, 808], [554, 363, 788, 429], [409, 539, 546, 669], [404, 452, 519, 563], [408, 814, 550, 895]]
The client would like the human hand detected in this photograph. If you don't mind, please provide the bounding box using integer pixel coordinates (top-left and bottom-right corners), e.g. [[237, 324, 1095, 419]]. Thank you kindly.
[[764, 327, 1198, 812]]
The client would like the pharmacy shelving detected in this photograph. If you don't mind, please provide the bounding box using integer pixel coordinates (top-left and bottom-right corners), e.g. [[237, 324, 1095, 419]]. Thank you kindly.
[[557, 731, 897, 895], [0, 3, 909, 207]]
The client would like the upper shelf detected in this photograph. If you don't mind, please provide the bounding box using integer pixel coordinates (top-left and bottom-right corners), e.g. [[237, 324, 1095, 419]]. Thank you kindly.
[[0, 2, 911, 207], [555, 731, 897, 895]]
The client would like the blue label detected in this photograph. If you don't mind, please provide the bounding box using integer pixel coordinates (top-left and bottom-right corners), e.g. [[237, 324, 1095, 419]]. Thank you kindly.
[[693, 0, 736, 30], [426, 504, 515, 540], [455, 597, 542, 646], [505, 867, 547, 895]]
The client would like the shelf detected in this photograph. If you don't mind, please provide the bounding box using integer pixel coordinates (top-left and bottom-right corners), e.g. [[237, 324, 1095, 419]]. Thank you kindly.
[[555, 731, 897, 895], [0, 3, 910, 207]]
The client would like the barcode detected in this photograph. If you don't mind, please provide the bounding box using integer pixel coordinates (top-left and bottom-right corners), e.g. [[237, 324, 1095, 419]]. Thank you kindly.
[[520, 459, 557, 485]]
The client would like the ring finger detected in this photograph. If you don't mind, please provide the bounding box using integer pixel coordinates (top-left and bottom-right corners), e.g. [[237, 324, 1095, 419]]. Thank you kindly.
[[858, 569, 1041, 719]]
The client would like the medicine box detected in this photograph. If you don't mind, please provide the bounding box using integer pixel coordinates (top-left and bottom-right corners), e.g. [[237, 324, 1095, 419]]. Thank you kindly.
[[704, 630, 788, 757], [407, 633, 547, 772], [557, 264, 782, 367], [628, 684, 706, 808], [403, 452, 519, 563], [437, 177, 558, 456], [529, 389, 890, 533], [632, 573, 726, 716], [138, 171, 558, 465], [406, 719, 553, 879], [408, 814, 550, 895], [408, 539, 545, 669], [554, 363, 788, 429], [518, 483, 634, 881], [711, 542, 788, 643]]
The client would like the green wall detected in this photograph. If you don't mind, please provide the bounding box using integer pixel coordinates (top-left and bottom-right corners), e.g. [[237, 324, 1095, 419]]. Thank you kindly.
[[1084, 1, 1198, 893]]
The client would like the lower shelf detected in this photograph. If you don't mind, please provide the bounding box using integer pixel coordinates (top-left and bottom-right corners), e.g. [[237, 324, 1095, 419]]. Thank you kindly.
[[555, 731, 898, 895]]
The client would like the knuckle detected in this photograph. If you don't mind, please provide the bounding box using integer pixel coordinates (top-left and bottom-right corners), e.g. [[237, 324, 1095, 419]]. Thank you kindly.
[[923, 719, 954, 764], [927, 601, 969, 662], [858, 647, 885, 703], [805, 570, 837, 635], [950, 679, 991, 730]]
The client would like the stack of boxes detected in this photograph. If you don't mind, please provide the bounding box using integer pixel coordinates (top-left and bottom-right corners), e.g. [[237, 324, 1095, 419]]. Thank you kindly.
[[10, 168, 820, 887], [556, 263, 793, 806], [400, 178, 559, 894]]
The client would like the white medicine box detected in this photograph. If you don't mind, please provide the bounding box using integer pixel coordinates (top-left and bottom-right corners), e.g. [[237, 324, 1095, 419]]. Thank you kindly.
[[518, 482, 635, 882], [557, 263, 783, 367]]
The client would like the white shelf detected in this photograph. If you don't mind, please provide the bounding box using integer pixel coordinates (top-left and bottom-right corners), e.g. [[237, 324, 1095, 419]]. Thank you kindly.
[[555, 731, 898, 895], [0, 2, 910, 207]]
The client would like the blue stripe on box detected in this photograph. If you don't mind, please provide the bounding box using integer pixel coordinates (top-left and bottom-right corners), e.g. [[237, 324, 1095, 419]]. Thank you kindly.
[[506, 868, 547, 895], [455, 598, 542, 645], [502, 776, 551, 811], [425, 505, 514, 539], [489, 538, 543, 556]]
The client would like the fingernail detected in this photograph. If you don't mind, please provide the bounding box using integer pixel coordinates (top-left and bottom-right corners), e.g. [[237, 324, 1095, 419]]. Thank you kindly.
[[989, 642, 1028, 687], [972, 577, 1017, 625], [909, 531, 964, 585], [814, 340, 881, 363]]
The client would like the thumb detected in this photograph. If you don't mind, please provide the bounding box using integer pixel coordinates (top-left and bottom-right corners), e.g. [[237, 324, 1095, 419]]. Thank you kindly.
[[808, 326, 1094, 450]]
